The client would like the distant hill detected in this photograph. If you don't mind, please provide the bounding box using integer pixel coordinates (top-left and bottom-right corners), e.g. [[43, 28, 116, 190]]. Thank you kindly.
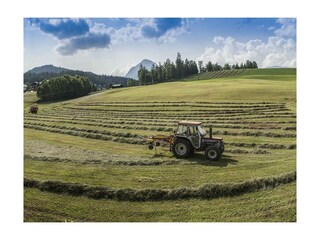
[[125, 59, 157, 80], [26, 65, 70, 74], [24, 65, 133, 87]]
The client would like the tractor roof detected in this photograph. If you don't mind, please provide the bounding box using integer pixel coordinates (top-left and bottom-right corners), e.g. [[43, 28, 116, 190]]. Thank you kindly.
[[178, 121, 202, 126]]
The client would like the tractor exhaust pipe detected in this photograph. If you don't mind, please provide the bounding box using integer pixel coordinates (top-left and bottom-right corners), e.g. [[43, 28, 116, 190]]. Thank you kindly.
[[209, 126, 212, 139]]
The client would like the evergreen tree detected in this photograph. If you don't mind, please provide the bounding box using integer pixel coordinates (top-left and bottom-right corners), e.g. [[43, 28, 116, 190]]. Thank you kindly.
[[138, 65, 147, 85], [198, 61, 204, 73], [206, 61, 214, 72], [223, 63, 231, 70], [252, 61, 258, 68], [175, 52, 185, 79]]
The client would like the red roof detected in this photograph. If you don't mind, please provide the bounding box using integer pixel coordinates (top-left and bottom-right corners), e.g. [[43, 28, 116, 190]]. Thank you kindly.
[[178, 121, 202, 126]]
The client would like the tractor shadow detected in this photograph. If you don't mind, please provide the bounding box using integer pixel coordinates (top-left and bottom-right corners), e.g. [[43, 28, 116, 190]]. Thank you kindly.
[[184, 153, 238, 167]]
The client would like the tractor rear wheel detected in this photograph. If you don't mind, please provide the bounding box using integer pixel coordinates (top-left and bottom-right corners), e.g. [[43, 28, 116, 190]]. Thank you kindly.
[[205, 146, 221, 161], [172, 138, 192, 158]]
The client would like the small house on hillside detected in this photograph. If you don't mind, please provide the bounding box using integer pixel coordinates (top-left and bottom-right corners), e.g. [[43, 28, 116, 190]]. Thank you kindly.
[[111, 84, 124, 88], [31, 82, 40, 90]]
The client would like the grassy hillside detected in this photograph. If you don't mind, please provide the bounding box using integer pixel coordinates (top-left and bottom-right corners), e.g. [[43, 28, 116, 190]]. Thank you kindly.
[[24, 68, 296, 222], [184, 68, 296, 81], [66, 69, 295, 104]]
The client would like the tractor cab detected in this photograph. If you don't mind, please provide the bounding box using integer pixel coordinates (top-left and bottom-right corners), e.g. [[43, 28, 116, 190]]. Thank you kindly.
[[176, 121, 206, 148]]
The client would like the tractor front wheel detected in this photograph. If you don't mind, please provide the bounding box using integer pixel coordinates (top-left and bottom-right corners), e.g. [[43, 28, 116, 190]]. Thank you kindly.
[[172, 138, 192, 158], [205, 146, 221, 161]]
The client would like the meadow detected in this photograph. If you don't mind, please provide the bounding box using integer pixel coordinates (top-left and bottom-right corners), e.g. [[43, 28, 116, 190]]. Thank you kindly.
[[24, 68, 296, 222]]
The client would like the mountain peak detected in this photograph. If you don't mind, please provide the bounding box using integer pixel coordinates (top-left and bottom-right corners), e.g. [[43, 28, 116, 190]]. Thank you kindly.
[[125, 59, 157, 80]]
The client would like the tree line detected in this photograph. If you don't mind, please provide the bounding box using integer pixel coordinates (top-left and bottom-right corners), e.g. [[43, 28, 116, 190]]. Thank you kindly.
[[133, 53, 258, 86], [37, 75, 94, 101], [198, 59, 258, 73], [135, 53, 198, 86]]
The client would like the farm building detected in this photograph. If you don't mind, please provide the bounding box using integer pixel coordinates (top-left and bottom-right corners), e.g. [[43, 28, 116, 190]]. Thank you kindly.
[[31, 82, 40, 90], [111, 84, 124, 88]]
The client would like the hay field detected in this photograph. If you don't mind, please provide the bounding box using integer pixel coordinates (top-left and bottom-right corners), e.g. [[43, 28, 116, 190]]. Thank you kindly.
[[24, 68, 296, 222]]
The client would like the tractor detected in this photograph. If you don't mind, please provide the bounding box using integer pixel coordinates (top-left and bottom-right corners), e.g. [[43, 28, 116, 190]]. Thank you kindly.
[[147, 121, 224, 161]]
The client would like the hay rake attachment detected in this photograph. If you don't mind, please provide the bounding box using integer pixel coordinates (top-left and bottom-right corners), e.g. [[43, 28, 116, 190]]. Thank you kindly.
[[146, 134, 174, 154]]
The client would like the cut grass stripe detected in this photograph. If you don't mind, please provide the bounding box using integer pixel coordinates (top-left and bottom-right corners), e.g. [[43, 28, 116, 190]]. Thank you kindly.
[[24, 171, 296, 201], [24, 122, 296, 139], [25, 118, 295, 132], [24, 154, 184, 166], [25, 114, 296, 125]]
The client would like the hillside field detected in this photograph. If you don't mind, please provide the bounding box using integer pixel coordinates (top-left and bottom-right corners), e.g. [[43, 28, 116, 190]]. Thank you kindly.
[[24, 68, 296, 222]]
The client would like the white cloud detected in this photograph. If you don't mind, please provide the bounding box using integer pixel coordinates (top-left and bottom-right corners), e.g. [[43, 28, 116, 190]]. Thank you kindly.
[[108, 25, 146, 44], [274, 18, 296, 37], [197, 19, 296, 68], [90, 18, 187, 45]]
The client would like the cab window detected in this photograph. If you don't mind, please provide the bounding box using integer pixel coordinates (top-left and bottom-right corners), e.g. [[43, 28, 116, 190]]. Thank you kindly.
[[198, 125, 206, 136]]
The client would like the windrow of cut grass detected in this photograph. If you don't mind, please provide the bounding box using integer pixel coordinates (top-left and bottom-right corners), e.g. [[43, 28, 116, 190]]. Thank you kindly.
[[61, 106, 294, 115], [24, 124, 146, 145], [25, 115, 296, 131], [24, 171, 296, 201], [75, 102, 286, 109], [26, 113, 296, 125], [73, 100, 281, 104], [24, 121, 296, 144], [227, 142, 296, 149], [38, 112, 295, 123], [24, 117, 296, 133], [24, 154, 185, 166]]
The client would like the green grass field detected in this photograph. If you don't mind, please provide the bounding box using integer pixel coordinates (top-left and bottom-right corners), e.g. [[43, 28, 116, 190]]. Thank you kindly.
[[24, 68, 296, 222]]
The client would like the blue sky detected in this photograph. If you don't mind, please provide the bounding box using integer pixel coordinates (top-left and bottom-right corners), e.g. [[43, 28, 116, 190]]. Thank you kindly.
[[24, 18, 296, 75]]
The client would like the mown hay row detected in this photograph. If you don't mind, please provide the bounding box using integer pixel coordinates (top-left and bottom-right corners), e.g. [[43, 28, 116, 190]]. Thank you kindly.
[[66, 111, 296, 119], [24, 121, 295, 139], [227, 142, 296, 150], [24, 119, 174, 132], [75, 103, 287, 110], [30, 106, 294, 119], [44, 111, 297, 125], [25, 117, 295, 132], [74, 101, 282, 105], [24, 154, 185, 166], [24, 124, 146, 145], [24, 123, 296, 144], [111, 114, 296, 121], [54, 113, 295, 122], [63, 106, 258, 115], [215, 130, 296, 138], [24, 122, 145, 139], [61, 107, 294, 118], [24, 171, 296, 201], [25, 113, 296, 126]]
